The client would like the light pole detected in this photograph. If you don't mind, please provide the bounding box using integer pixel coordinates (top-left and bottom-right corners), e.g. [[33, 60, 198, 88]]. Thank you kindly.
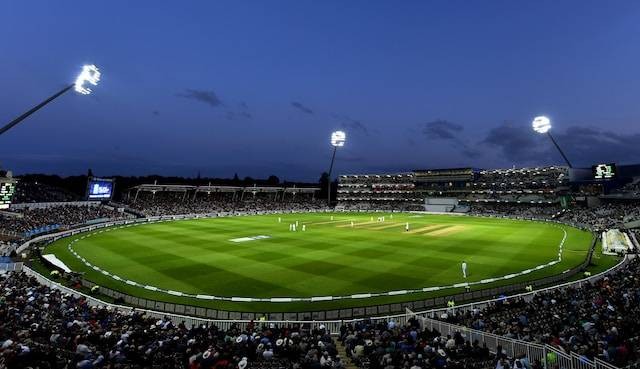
[[327, 130, 346, 206], [532, 116, 573, 168], [0, 65, 101, 137]]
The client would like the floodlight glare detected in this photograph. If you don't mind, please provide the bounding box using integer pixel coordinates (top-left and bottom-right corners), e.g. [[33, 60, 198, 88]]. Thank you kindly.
[[74, 64, 101, 95], [327, 130, 346, 206], [1, 63, 102, 137], [531, 115, 573, 168], [532, 116, 551, 134], [331, 130, 346, 147]]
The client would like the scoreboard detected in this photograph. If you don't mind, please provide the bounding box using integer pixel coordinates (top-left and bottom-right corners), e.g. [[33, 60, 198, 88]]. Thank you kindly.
[[592, 163, 617, 180], [87, 177, 114, 200], [0, 180, 16, 209]]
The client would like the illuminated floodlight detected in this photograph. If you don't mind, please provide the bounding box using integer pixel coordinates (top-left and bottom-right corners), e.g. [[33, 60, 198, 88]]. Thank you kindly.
[[331, 130, 346, 147], [74, 64, 101, 95], [532, 116, 551, 134]]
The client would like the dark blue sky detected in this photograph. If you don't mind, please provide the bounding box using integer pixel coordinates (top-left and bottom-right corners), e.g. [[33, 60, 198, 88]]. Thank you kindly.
[[2, 1, 640, 180]]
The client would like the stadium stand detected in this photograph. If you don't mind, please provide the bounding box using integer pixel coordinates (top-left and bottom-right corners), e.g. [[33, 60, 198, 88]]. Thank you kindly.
[[2, 168, 640, 368], [0, 271, 340, 368], [13, 180, 81, 203], [339, 317, 499, 369], [337, 167, 570, 211], [337, 174, 420, 211], [439, 257, 640, 367], [124, 185, 326, 216], [0, 204, 132, 239]]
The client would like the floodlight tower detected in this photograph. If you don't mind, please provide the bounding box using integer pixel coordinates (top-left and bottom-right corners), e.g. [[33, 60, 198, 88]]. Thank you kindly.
[[532, 116, 573, 168], [327, 130, 346, 206], [0, 65, 101, 137]]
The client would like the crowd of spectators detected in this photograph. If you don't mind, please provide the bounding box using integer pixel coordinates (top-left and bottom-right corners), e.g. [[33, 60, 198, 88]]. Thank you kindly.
[[467, 203, 563, 219], [0, 270, 341, 368], [474, 167, 569, 190], [125, 192, 329, 217], [0, 205, 131, 237], [440, 256, 640, 367], [338, 167, 568, 209], [466, 201, 640, 232], [556, 202, 640, 231], [13, 181, 81, 204], [338, 201, 417, 212], [0, 240, 19, 257], [612, 180, 640, 197], [339, 317, 507, 369]]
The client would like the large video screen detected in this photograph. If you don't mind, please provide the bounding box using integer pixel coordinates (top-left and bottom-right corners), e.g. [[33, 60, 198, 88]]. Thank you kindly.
[[87, 178, 114, 200], [0, 181, 16, 209], [592, 163, 617, 180]]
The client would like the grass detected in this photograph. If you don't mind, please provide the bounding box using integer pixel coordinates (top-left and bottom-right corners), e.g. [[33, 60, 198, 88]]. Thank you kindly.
[[44, 212, 594, 312]]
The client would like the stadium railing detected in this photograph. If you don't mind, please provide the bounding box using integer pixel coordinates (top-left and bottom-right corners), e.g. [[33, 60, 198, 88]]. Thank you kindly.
[[17, 255, 627, 369], [11, 208, 628, 369], [0, 262, 22, 272], [409, 308, 619, 369], [21, 252, 627, 330], [17, 250, 628, 332]]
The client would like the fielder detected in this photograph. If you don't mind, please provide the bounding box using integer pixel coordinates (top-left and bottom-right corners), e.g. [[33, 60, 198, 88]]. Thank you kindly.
[[405, 222, 409, 232], [462, 261, 468, 278]]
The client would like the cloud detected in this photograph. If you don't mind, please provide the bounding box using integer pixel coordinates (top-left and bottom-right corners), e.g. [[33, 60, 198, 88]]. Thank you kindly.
[[481, 121, 640, 165], [331, 114, 369, 135], [419, 119, 479, 158], [226, 102, 253, 120], [422, 120, 464, 140], [482, 121, 548, 162], [177, 89, 223, 107], [291, 101, 313, 114], [554, 126, 640, 165]]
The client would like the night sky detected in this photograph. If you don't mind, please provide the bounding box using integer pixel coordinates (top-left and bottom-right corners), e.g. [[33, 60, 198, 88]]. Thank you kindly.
[[2, 1, 640, 181]]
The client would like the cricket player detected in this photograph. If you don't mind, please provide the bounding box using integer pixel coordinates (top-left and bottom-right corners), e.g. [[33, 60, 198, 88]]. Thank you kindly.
[[462, 261, 468, 278], [405, 222, 409, 232], [302, 225, 306, 232]]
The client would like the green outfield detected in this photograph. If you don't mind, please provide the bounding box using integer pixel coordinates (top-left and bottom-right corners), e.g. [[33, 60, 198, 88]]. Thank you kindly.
[[45, 212, 594, 312]]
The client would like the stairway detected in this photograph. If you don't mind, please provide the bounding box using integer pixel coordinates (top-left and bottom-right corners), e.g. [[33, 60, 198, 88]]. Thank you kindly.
[[336, 343, 359, 369]]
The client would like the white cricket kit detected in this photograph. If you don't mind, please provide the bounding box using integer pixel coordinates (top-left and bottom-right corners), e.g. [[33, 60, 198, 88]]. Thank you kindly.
[[462, 262, 468, 278], [405, 223, 409, 231]]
